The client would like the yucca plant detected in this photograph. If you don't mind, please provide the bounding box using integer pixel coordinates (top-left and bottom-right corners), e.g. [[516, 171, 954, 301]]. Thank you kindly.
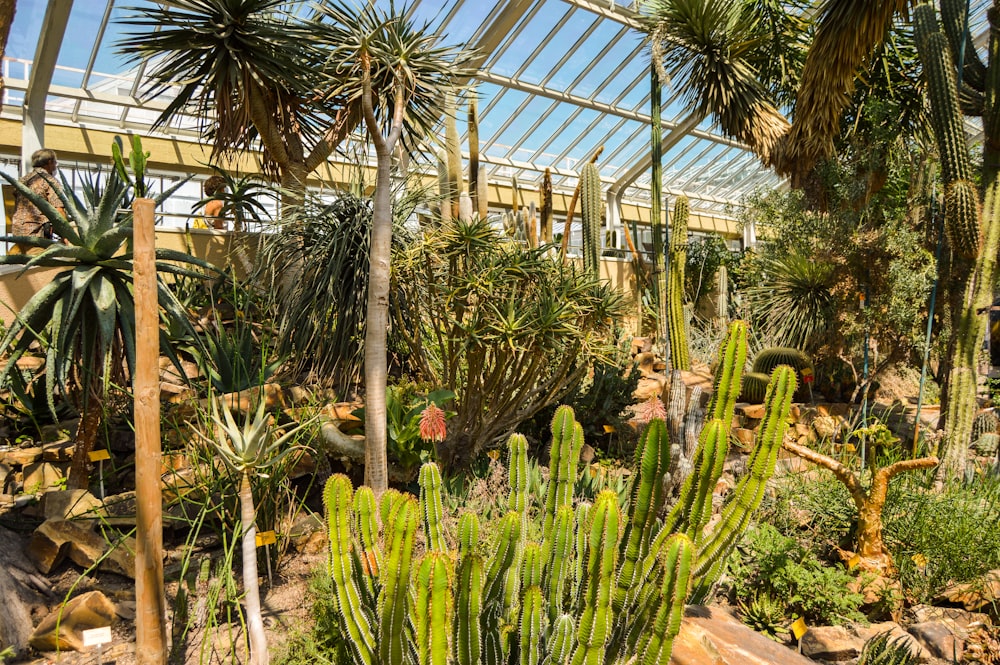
[[193, 397, 314, 665], [0, 157, 213, 489], [744, 252, 835, 352], [194, 166, 275, 233]]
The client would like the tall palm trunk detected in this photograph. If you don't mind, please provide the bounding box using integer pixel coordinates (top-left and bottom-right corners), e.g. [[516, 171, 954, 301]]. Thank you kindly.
[[239, 471, 268, 665]]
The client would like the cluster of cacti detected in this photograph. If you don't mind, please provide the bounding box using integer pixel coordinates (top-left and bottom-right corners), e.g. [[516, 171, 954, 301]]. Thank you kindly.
[[323, 320, 797, 665], [666, 196, 690, 371], [912, 2, 1000, 481], [435, 92, 489, 224], [580, 162, 602, 278]]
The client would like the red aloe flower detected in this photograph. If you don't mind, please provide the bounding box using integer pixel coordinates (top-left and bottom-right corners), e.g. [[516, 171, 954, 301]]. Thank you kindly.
[[419, 402, 447, 443]]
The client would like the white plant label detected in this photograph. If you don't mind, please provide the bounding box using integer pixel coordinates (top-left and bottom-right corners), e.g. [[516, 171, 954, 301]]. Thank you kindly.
[[82, 626, 113, 647]]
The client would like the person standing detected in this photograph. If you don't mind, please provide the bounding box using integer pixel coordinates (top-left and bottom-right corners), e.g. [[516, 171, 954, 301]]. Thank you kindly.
[[10, 148, 65, 255]]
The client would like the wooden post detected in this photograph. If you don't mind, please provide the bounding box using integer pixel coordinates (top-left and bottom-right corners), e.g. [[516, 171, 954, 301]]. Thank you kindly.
[[133, 197, 166, 664]]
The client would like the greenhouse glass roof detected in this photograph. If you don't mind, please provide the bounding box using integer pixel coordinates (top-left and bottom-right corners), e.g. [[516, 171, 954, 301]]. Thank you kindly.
[[2, 0, 991, 216]]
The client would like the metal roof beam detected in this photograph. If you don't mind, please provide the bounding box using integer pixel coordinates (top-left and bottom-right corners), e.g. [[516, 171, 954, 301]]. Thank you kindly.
[[22, 0, 74, 171]]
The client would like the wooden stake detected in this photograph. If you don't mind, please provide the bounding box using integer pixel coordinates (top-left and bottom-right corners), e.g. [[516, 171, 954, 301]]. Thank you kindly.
[[133, 197, 166, 664]]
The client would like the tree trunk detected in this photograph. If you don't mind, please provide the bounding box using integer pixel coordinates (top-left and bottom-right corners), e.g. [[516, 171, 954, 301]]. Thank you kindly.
[[363, 146, 392, 495], [68, 378, 102, 490], [0, 0, 15, 96], [239, 472, 268, 665]]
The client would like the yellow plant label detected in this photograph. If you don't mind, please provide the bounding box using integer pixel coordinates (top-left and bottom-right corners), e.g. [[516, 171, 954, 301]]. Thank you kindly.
[[255, 531, 277, 547], [603, 424, 616, 433], [487, 450, 500, 461], [791, 617, 808, 640], [845, 443, 857, 453], [912, 553, 928, 568], [88, 449, 111, 462], [847, 554, 861, 569]]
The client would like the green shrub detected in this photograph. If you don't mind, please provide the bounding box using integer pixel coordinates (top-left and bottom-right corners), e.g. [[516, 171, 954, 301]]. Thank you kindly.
[[726, 524, 865, 626]]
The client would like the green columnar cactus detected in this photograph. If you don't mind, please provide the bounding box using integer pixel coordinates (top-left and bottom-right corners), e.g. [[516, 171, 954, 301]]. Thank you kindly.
[[379, 487, 405, 524], [543, 505, 575, 621], [325, 321, 787, 665], [455, 552, 483, 665], [912, 2, 1000, 482], [705, 320, 748, 426], [541, 168, 554, 243], [458, 512, 479, 558], [379, 494, 419, 665], [690, 365, 796, 601], [570, 491, 621, 665], [324, 476, 376, 665], [636, 534, 694, 665], [437, 149, 451, 225], [419, 462, 448, 553], [415, 552, 452, 665], [353, 486, 382, 581], [615, 418, 671, 612], [508, 433, 530, 514], [580, 161, 602, 278], [667, 196, 690, 370], [468, 91, 480, 217], [445, 93, 463, 222], [545, 406, 583, 539]]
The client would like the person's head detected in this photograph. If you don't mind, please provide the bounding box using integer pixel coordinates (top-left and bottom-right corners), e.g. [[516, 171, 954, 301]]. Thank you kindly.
[[204, 175, 226, 197], [31, 149, 57, 174]]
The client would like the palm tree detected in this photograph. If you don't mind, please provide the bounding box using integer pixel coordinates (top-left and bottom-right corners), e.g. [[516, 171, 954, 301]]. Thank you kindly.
[[117, 0, 360, 206], [640, 0, 914, 185], [315, 0, 474, 493], [0, 168, 214, 489]]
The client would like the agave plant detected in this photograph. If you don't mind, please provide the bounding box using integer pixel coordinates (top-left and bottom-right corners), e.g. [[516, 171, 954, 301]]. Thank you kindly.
[[193, 396, 314, 665], [0, 161, 214, 489]]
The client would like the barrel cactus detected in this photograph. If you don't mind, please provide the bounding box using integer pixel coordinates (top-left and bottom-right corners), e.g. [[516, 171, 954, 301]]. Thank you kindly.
[[739, 372, 771, 404], [323, 320, 794, 665]]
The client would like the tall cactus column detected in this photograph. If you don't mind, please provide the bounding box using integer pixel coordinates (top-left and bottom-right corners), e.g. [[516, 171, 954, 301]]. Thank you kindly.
[[914, 2, 1000, 481], [667, 196, 690, 371], [580, 162, 602, 278]]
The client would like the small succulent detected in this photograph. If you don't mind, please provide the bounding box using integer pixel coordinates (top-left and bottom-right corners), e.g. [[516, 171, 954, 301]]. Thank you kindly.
[[738, 593, 790, 642], [857, 631, 919, 665]]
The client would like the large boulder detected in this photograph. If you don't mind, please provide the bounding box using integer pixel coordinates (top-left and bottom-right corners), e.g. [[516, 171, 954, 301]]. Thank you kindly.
[[670, 605, 814, 665], [26, 519, 135, 578]]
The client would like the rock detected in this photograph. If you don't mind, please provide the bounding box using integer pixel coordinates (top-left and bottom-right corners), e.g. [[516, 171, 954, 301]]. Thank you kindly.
[[812, 415, 842, 440], [29, 590, 116, 652], [579, 443, 596, 465], [938, 569, 1000, 611], [631, 336, 653, 355], [288, 512, 326, 554], [670, 605, 814, 665], [289, 450, 316, 479], [0, 526, 48, 654], [0, 446, 43, 466], [22, 462, 67, 493], [740, 404, 766, 420], [908, 621, 963, 660], [41, 440, 75, 462], [800, 625, 862, 660], [0, 462, 11, 492], [908, 604, 992, 635], [733, 428, 756, 449], [801, 622, 930, 662], [27, 519, 135, 578], [42, 489, 104, 520], [634, 375, 667, 400]]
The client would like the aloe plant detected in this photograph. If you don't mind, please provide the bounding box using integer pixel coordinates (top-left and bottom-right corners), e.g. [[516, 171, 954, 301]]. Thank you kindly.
[[193, 397, 313, 665], [0, 144, 212, 489], [324, 320, 794, 665]]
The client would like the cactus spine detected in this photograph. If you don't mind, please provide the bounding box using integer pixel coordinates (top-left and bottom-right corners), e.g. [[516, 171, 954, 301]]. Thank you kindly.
[[324, 321, 786, 665], [580, 162, 602, 278], [667, 196, 690, 370]]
